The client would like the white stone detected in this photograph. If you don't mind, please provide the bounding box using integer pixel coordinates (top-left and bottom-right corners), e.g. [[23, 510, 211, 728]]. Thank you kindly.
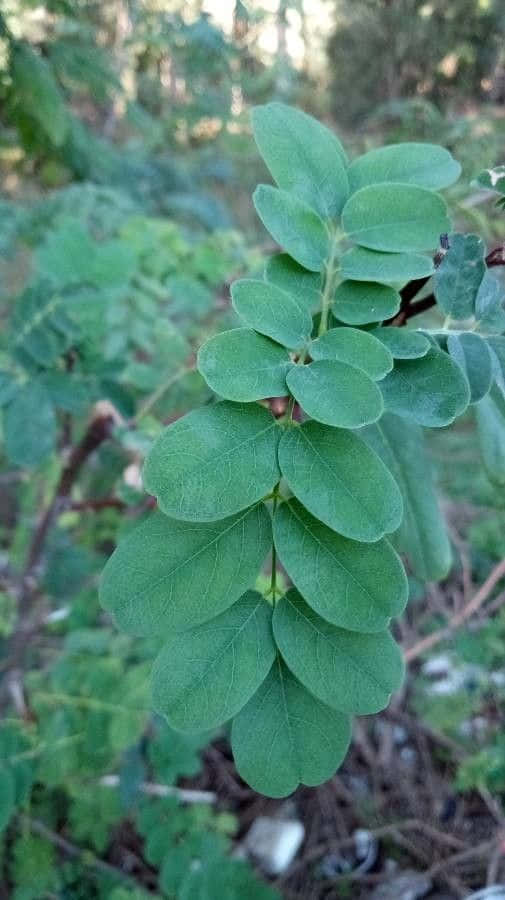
[[244, 816, 305, 875]]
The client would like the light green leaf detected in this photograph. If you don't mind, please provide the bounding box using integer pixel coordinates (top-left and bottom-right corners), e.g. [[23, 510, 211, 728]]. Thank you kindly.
[[434, 234, 486, 319], [100, 505, 272, 634], [143, 402, 280, 521], [273, 591, 404, 715], [447, 333, 493, 403], [152, 591, 275, 732], [476, 386, 505, 485], [232, 658, 351, 797], [197, 329, 291, 401], [342, 184, 450, 252], [231, 279, 312, 350], [3, 380, 56, 468], [487, 336, 505, 392], [371, 327, 430, 359], [253, 185, 329, 272], [473, 166, 505, 195], [379, 347, 470, 426], [475, 272, 505, 332], [348, 143, 461, 192], [274, 498, 407, 632], [252, 102, 349, 218], [332, 280, 400, 325], [311, 327, 393, 380], [287, 360, 383, 428], [11, 43, 68, 146], [341, 247, 434, 284], [265, 254, 321, 312], [363, 414, 451, 580], [278, 421, 402, 542]]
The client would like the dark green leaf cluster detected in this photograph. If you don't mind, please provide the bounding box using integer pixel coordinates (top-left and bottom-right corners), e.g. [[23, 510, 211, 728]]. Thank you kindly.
[[101, 103, 483, 797]]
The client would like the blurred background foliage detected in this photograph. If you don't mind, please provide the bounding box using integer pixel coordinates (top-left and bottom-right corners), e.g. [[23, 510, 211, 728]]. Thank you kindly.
[[1, 1, 505, 898]]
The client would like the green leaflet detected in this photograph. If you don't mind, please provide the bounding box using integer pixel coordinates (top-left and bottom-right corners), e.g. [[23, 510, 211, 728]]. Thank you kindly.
[[379, 347, 470, 426], [474, 165, 505, 195], [348, 142, 461, 192], [253, 185, 329, 272], [447, 332, 493, 403], [197, 328, 291, 401], [363, 414, 451, 581], [3, 379, 56, 468], [332, 280, 401, 325], [100, 505, 272, 634], [487, 336, 505, 391], [273, 499, 407, 632], [476, 386, 505, 485], [278, 421, 402, 542], [475, 272, 505, 332], [152, 591, 275, 732], [273, 591, 404, 715], [252, 102, 349, 218], [341, 247, 434, 284], [231, 279, 312, 350], [0, 371, 20, 407], [232, 658, 351, 798], [371, 327, 430, 359], [265, 253, 322, 312], [310, 327, 393, 380], [143, 401, 280, 521], [342, 183, 450, 253], [434, 233, 486, 320], [286, 360, 383, 428]]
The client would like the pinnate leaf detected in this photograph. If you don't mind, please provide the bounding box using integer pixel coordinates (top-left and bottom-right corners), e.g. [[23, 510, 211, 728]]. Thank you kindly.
[[198, 328, 291, 401], [100, 505, 272, 634], [278, 421, 403, 542], [143, 402, 280, 521], [152, 591, 275, 732], [286, 360, 383, 428], [434, 233, 486, 320], [232, 658, 351, 797], [273, 591, 404, 715], [274, 498, 407, 632]]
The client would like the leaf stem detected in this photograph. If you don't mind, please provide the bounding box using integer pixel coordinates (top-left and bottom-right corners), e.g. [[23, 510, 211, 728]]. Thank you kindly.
[[270, 487, 279, 602], [318, 232, 340, 337]]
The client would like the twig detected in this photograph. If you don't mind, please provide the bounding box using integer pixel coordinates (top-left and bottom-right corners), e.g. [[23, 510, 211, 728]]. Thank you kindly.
[[405, 556, 505, 662], [99, 774, 216, 805], [23, 413, 115, 581]]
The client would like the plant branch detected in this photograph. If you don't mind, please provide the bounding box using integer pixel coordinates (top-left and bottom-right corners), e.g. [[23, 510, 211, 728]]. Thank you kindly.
[[405, 556, 505, 662], [23, 413, 115, 582]]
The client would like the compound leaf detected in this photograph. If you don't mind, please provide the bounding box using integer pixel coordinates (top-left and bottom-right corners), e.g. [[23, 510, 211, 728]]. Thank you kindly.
[[198, 328, 291, 401], [231, 279, 312, 350], [152, 591, 275, 732], [253, 185, 329, 272], [232, 658, 351, 797], [100, 504, 272, 634], [143, 402, 280, 521], [286, 360, 383, 428], [273, 591, 404, 715], [278, 421, 402, 542], [252, 102, 349, 218], [273, 498, 407, 632]]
